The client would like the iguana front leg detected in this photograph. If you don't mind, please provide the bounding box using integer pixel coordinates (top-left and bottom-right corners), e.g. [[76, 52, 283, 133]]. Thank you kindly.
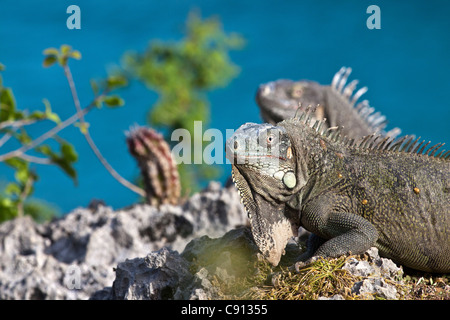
[[300, 195, 379, 261]]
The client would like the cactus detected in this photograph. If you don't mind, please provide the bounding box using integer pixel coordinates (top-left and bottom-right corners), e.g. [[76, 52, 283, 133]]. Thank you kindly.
[[126, 126, 180, 206]]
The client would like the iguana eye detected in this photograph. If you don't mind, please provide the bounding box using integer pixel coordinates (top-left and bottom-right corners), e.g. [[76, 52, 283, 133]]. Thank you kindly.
[[267, 135, 274, 144]]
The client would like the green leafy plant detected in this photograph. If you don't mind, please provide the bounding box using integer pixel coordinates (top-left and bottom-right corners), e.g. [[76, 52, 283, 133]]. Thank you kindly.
[[123, 11, 245, 194], [43, 45, 143, 198], [0, 62, 77, 221], [0, 45, 143, 222]]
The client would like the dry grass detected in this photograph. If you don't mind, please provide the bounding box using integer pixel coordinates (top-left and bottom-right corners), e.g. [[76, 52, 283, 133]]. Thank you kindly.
[[209, 254, 450, 300], [213, 256, 364, 300]]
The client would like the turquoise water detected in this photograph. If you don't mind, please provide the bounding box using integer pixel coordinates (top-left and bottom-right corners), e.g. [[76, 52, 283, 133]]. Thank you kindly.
[[1, 0, 449, 213]]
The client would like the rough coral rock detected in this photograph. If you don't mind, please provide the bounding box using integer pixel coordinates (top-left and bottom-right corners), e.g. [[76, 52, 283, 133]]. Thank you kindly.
[[109, 247, 192, 300], [101, 227, 258, 300], [0, 182, 412, 300], [343, 247, 403, 299], [0, 182, 246, 300]]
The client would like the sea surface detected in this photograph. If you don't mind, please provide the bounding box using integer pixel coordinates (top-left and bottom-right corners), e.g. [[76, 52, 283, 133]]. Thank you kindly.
[[1, 0, 449, 213]]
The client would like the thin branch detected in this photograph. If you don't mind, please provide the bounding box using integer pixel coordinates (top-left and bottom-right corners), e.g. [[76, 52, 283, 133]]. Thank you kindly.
[[83, 128, 145, 197], [0, 131, 14, 148], [0, 102, 95, 162], [0, 118, 38, 130], [17, 174, 34, 218], [63, 65, 145, 197], [18, 153, 52, 164], [63, 65, 85, 123]]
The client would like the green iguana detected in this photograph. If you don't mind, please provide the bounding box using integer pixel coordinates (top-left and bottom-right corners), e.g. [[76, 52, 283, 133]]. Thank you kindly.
[[226, 108, 450, 273], [256, 67, 401, 139]]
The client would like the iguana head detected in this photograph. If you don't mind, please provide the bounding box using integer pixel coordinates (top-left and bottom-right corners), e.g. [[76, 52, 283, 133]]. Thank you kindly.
[[256, 79, 325, 124], [226, 122, 309, 265], [227, 123, 298, 192]]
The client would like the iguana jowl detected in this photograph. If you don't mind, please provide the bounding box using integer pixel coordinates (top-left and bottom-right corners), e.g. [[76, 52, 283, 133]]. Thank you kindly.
[[226, 108, 450, 273], [256, 67, 401, 139]]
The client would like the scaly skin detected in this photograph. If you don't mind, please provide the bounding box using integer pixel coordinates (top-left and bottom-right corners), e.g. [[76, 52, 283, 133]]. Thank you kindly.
[[226, 109, 450, 273], [256, 67, 401, 139]]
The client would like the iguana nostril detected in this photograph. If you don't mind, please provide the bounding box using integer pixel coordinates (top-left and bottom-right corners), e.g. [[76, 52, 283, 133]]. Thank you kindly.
[[234, 141, 239, 150]]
